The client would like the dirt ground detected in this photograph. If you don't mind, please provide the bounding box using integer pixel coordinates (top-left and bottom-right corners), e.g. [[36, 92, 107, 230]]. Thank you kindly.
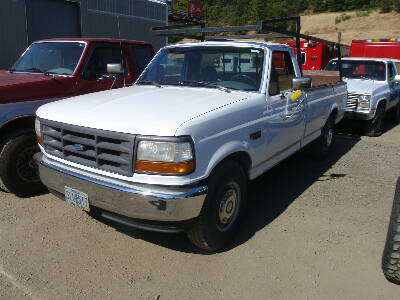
[[0, 121, 400, 299], [301, 10, 400, 45]]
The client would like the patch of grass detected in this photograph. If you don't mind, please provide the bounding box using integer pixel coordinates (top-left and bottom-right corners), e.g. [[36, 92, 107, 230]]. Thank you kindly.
[[335, 13, 352, 24], [355, 10, 371, 17]]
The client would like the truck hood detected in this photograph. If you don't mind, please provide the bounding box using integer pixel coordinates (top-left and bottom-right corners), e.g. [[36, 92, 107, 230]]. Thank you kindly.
[[0, 70, 61, 103], [37, 85, 250, 136], [344, 78, 386, 95]]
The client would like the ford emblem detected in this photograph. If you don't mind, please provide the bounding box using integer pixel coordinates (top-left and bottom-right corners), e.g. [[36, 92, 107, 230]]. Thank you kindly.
[[73, 144, 86, 151]]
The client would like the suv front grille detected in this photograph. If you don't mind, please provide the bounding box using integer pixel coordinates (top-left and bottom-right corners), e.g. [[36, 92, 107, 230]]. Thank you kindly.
[[41, 120, 136, 176], [346, 93, 359, 109]]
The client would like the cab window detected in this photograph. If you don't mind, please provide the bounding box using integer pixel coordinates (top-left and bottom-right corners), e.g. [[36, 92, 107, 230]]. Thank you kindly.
[[269, 51, 295, 96], [388, 63, 396, 81], [83, 44, 125, 80]]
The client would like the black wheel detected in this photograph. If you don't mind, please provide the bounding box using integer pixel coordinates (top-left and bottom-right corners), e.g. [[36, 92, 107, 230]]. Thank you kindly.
[[382, 177, 400, 284], [389, 101, 400, 124], [187, 160, 248, 252], [364, 105, 386, 137], [307, 115, 334, 160], [0, 129, 46, 197]]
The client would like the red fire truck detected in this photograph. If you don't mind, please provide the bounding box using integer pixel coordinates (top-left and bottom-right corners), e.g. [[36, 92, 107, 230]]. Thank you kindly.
[[273, 40, 350, 70], [350, 38, 400, 59]]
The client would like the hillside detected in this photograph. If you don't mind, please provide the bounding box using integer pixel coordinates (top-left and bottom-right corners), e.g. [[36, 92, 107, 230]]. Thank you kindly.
[[301, 10, 400, 44]]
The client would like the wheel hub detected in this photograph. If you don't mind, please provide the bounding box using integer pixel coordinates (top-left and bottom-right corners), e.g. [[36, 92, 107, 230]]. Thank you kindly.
[[16, 147, 39, 183], [217, 183, 240, 231], [326, 128, 333, 147]]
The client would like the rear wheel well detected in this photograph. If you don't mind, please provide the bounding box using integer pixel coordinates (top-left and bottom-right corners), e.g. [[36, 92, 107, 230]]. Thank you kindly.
[[0, 117, 35, 138], [330, 108, 338, 122]]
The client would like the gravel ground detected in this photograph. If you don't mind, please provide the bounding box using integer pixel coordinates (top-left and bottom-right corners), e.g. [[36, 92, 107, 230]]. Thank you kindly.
[[0, 122, 399, 299]]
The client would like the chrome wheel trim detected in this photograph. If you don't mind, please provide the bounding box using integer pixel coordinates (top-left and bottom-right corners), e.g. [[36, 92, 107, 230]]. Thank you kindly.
[[217, 181, 241, 232]]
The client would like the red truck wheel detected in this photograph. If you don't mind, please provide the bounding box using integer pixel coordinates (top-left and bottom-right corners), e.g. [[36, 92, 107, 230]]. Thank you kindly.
[[382, 177, 400, 284], [0, 129, 46, 197]]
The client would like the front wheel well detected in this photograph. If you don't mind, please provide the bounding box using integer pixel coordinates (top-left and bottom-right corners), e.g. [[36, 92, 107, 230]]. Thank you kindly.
[[0, 116, 36, 138], [377, 100, 387, 110], [212, 151, 252, 180], [330, 107, 338, 122]]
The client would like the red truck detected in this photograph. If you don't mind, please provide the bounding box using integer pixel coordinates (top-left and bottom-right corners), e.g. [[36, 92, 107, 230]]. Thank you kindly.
[[0, 38, 154, 197], [350, 38, 400, 60], [273, 40, 350, 70]]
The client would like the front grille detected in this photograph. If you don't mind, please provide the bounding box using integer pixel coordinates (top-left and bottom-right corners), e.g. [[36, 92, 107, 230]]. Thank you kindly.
[[41, 120, 136, 176], [346, 93, 359, 109]]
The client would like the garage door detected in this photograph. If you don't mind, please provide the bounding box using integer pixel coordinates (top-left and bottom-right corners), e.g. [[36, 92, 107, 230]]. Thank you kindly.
[[26, 0, 81, 43]]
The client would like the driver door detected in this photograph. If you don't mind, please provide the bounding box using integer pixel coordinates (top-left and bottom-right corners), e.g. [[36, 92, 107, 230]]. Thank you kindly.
[[76, 43, 128, 95], [264, 50, 306, 160]]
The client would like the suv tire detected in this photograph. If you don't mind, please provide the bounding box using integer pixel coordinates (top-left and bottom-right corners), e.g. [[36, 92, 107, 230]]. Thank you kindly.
[[365, 105, 386, 137]]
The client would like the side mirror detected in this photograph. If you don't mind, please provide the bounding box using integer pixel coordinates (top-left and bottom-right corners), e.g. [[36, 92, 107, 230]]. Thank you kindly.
[[292, 76, 312, 90], [394, 75, 400, 82], [106, 63, 124, 75]]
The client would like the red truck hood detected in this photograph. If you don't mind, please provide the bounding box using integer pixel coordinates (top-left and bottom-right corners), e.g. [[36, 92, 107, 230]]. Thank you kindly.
[[0, 70, 69, 104]]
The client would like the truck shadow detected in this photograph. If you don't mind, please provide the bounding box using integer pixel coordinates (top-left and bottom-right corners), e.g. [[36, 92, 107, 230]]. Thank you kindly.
[[335, 119, 398, 136], [99, 134, 360, 254]]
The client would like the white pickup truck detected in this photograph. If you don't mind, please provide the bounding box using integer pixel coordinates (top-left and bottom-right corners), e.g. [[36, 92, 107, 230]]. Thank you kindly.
[[35, 41, 347, 251], [325, 57, 400, 136]]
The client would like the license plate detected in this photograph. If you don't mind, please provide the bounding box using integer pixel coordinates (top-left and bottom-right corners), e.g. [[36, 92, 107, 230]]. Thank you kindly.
[[64, 186, 90, 212]]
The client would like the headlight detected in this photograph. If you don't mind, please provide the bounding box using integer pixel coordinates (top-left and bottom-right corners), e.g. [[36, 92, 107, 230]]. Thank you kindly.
[[135, 140, 194, 175], [35, 119, 43, 145], [358, 94, 371, 110]]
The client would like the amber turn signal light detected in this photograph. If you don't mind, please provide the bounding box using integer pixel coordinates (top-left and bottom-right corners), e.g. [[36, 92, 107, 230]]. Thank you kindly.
[[37, 135, 43, 145], [135, 160, 195, 175]]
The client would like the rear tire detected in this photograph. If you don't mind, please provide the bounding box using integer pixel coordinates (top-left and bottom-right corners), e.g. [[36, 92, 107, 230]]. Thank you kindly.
[[187, 160, 248, 252], [0, 129, 46, 197], [364, 105, 386, 137], [389, 101, 400, 124], [382, 177, 400, 284], [307, 115, 335, 160]]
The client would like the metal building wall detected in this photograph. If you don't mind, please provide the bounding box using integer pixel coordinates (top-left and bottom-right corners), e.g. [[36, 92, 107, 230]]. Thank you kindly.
[[80, 0, 167, 51], [0, 0, 167, 69], [0, 0, 29, 69]]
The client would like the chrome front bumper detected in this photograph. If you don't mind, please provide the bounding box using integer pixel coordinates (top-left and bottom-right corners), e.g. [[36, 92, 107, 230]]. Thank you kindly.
[[344, 109, 375, 120], [35, 153, 207, 222]]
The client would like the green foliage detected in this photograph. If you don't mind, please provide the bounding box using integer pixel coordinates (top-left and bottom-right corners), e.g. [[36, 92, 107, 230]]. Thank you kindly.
[[335, 13, 352, 24], [197, 0, 398, 25]]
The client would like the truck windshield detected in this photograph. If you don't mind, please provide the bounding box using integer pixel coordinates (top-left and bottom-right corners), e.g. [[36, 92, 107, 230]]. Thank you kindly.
[[137, 46, 265, 91], [11, 42, 85, 75], [325, 60, 386, 81]]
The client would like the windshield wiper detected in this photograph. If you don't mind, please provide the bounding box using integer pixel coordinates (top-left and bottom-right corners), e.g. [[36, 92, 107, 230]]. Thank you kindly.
[[137, 80, 163, 88], [25, 67, 50, 75], [179, 80, 232, 93], [8, 68, 15, 73]]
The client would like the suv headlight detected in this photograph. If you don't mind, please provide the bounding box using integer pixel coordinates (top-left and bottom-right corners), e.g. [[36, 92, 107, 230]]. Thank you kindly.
[[35, 118, 43, 145], [358, 94, 371, 110], [135, 139, 195, 175]]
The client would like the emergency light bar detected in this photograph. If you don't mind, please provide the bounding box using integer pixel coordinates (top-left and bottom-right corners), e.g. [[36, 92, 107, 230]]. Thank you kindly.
[[352, 38, 400, 43]]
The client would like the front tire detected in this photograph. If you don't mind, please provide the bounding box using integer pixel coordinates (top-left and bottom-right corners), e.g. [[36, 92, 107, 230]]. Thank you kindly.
[[187, 160, 248, 252], [382, 177, 400, 284], [0, 129, 46, 197], [365, 105, 386, 137], [389, 101, 400, 124]]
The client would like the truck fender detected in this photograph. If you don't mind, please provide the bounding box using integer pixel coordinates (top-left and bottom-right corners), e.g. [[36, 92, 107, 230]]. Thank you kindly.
[[203, 140, 252, 179], [329, 103, 340, 124], [0, 98, 63, 127]]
